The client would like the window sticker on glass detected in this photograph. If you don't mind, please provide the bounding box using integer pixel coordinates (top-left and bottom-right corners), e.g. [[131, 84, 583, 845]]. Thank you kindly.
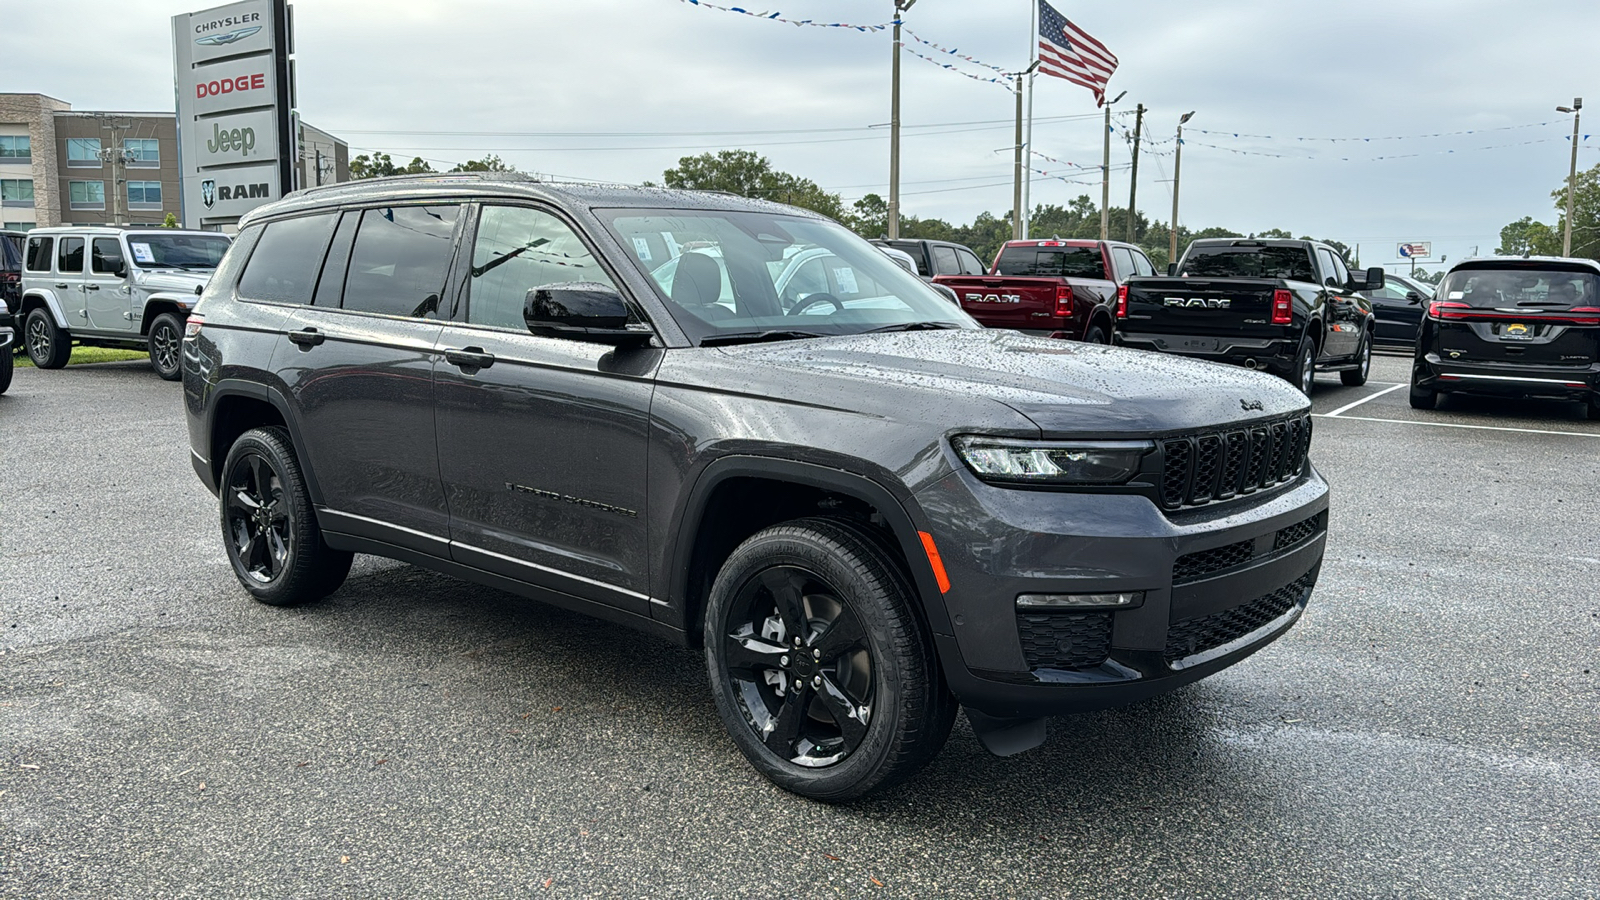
[[632, 236, 652, 262], [1447, 291, 1465, 300], [833, 266, 859, 294], [129, 242, 155, 264]]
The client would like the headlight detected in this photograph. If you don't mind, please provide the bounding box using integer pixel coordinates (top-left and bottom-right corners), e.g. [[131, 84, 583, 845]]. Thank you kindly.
[[953, 436, 1152, 485]]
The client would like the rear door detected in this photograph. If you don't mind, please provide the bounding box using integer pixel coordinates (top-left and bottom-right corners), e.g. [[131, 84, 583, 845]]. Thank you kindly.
[[54, 235, 88, 326]]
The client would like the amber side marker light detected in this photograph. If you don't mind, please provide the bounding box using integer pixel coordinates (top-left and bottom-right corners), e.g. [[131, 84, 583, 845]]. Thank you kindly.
[[918, 531, 951, 594]]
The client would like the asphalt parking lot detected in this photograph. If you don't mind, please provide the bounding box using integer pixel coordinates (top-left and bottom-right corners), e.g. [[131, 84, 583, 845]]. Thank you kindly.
[[2, 352, 1597, 899]]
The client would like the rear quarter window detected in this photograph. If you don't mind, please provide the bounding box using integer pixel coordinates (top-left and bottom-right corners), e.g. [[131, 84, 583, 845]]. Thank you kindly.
[[236, 213, 339, 305], [25, 237, 53, 272]]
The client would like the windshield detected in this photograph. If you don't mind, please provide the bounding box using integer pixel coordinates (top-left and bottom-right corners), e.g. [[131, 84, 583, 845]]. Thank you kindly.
[[1437, 267, 1600, 309], [126, 232, 232, 269], [1180, 245, 1316, 282], [994, 245, 1105, 279], [600, 209, 977, 345]]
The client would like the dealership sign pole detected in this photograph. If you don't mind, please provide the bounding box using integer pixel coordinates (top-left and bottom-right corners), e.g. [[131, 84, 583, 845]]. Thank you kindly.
[[172, 0, 295, 229]]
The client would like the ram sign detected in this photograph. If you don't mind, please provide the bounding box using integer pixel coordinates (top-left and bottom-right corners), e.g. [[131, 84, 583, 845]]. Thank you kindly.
[[173, 0, 295, 227]]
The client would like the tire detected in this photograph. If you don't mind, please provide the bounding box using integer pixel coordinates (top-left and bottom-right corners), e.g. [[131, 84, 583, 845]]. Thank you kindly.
[[1408, 376, 1437, 410], [219, 427, 353, 606], [148, 312, 184, 381], [1289, 336, 1315, 395], [24, 308, 70, 369], [703, 517, 956, 802], [0, 341, 11, 394], [1587, 395, 1599, 420], [1341, 331, 1372, 386], [1083, 323, 1109, 345]]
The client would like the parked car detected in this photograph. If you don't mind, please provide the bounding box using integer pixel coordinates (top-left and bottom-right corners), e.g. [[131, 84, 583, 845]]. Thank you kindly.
[[17, 226, 231, 379], [1410, 256, 1600, 418], [1118, 238, 1381, 394], [1361, 271, 1434, 349], [933, 239, 1156, 344], [870, 237, 987, 281], [1, 230, 25, 315], [184, 174, 1329, 800], [0, 302, 13, 394]]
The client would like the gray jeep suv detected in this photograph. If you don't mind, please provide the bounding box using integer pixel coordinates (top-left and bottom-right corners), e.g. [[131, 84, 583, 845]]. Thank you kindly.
[[183, 174, 1330, 800]]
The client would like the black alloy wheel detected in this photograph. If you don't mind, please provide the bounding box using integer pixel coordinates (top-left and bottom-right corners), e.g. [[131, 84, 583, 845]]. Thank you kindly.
[[24, 308, 69, 369], [704, 518, 955, 801], [220, 427, 352, 606], [148, 312, 183, 381], [1341, 331, 1372, 386]]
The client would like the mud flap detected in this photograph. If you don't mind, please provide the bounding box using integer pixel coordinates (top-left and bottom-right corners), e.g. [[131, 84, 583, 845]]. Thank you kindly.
[[964, 708, 1046, 757]]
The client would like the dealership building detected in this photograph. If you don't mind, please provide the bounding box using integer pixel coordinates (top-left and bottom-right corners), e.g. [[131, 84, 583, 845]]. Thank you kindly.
[[0, 92, 348, 231]]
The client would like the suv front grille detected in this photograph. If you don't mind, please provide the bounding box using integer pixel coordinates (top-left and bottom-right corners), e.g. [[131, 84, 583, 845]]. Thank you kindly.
[[1017, 611, 1112, 670], [1172, 512, 1327, 585], [1164, 570, 1317, 663], [1159, 415, 1311, 511]]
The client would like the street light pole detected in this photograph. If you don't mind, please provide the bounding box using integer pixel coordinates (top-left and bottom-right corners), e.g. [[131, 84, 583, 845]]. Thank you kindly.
[[1559, 97, 1583, 257], [1100, 90, 1125, 241], [887, 0, 916, 240], [1169, 110, 1195, 266], [1127, 103, 1144, 244]]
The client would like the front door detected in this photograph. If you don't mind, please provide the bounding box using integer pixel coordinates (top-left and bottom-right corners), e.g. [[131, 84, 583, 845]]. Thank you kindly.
[[434, 203, 659, 614], [87, 237, 136, 331]]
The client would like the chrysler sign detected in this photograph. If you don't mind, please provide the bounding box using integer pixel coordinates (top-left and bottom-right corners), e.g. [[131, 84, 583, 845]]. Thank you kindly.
[[173, 0, 294, 226]]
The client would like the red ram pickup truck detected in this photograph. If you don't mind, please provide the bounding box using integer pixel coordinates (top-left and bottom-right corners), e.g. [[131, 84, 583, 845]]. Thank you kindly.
[[933, 238, 1158, 343]]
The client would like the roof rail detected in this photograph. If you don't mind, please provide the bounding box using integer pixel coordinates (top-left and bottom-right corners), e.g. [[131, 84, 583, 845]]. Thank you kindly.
[[290, 171, 541, 198]]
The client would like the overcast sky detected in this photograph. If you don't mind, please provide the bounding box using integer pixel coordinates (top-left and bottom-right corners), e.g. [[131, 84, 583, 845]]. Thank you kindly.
[[9, 0, 1600, 268]]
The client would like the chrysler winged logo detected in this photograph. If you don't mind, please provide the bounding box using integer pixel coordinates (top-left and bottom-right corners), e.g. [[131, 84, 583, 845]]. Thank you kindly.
[[964, 293, 1022, 304], [196, 26, 262, 45], [201, 179, 217, 210], [1163, 297, 1231, 309]]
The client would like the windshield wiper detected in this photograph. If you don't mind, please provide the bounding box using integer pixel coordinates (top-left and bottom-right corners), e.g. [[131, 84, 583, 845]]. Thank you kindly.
[[699, 329, 828, 347], [864, 321, 964, 333]]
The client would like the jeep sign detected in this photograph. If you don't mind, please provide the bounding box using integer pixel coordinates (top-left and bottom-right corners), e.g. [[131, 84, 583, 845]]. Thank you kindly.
[[173, 0, 294, 227]]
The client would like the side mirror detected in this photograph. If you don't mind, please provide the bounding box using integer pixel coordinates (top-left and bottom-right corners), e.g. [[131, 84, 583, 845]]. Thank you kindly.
[[109, 259, 126, 278], [1361, 266, 1384, 292], [524, 282, 652, 346], [1166, 262, 1178, 276], [931, 284, 960, 304], [1404, 290, 1423, 304]]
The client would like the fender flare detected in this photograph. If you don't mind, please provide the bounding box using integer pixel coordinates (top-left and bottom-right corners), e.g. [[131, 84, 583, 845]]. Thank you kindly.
[[19, 289, 70, 330], [141, 295, 194, 332], [205, 377, 325, 506], [666, 455, 955, 639]]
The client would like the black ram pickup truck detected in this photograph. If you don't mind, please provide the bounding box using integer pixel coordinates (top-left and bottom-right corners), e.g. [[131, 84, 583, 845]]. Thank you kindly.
[[1116, 239, 1382, 393]]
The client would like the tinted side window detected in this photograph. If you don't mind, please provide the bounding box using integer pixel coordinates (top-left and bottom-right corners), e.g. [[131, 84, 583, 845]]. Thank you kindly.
[[1315, 249, 1338, 287], [931, 245, 960, 276], [58, 237, 84, 273], [236, 213, 338, 305], [91, 238, 124, 275], [343, 205, 460, 318], [467, 205, 611, 330], [1111, 247, 1137, 281], [25, 236, 54, 272], [1329, 252, 1351, 288], [1132, 251, 1155, 277], [956, 248, 985, 275]]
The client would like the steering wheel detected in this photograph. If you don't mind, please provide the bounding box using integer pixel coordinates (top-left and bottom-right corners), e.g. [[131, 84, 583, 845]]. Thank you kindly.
[[787, 292, 844, 316]]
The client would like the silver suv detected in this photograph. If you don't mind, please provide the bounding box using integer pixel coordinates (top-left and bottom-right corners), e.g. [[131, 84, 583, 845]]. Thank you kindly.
[[18, 227, 232, 379]]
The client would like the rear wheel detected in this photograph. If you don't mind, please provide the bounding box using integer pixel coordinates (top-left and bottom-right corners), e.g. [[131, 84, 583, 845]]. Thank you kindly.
[[1587, 395, 1599, 420], [704, 517, 955, 801], [220, 427, 352, 606], [1408, 375, 1437, 410], [1341, 331, 1372, 386], [24, 308, 70, 369], [1290, 337, 1315, 395], [148, 312, 183, 381], [0, 341, 11, 394], [1083, 323, 1109, 345]]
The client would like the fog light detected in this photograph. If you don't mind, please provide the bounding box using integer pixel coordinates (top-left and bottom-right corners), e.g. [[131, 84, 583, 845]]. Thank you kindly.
[[1016, 591, 1144, 610]]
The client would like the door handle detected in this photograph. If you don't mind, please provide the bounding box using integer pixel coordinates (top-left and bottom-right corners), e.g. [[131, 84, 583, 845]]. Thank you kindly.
[[84, 284, 99, 291], [444, 347, 496, 370], [287, 327, 326, 349]]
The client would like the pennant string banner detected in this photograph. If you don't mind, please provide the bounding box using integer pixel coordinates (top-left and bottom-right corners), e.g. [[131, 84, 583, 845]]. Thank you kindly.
[[902, 29, 1012, 76], [902, 45, 1016, 88], [1190, 120, 1563, 143], [676, 0, 890, 31], [1186, 134, 1590, 162]]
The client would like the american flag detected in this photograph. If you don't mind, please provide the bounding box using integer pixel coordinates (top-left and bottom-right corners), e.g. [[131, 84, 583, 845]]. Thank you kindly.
[[1036, 0, 1119, 106]]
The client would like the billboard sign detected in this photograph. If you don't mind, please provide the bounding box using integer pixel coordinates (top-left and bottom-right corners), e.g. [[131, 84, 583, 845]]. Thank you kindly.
[[173, 0, 294, 228], [1397, 242, 1432, 259]]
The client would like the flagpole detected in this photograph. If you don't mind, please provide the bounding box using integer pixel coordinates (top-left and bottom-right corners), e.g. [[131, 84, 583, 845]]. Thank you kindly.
[[1022, 0, 1037, 240]]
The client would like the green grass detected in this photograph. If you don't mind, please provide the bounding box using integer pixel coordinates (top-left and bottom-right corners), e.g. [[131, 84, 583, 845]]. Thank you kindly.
[[14, 345, 149, 368]]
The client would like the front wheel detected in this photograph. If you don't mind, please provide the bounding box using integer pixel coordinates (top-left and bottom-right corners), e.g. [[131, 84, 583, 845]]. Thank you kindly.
[[1341, 331, 1372, 386], [24, 308, 70, 369], [220, 427, 352, 606], [148, 312, 184, 381], [704, 517, 955, 802]]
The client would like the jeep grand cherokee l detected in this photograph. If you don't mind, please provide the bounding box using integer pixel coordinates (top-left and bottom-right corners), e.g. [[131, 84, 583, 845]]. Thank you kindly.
[[183, 174, 1330, 800]]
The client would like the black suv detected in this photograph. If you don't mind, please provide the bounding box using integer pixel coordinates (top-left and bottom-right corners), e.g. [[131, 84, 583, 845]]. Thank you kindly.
[[1411, 256, 1600, 417], [1, 230, 24, 314], [184, 175, 1330, 800]]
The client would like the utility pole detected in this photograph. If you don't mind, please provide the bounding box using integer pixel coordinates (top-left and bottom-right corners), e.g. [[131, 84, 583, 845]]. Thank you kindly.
[[1126, 103, 1144, 244], [1021, 0, 1038, 240], [1559, 97, 1583, 257], [1011, 61, 1039, 240], [887, 0, 916, 239], [96, 116, 133, 226], [1169, 110, 1195, 265], [1099, 91, 1124, 241]]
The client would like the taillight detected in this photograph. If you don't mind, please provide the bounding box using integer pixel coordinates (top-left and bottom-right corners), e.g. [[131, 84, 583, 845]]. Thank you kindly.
[[184, 315, 204, 339], [1055, 285, 1073, 318], [1271, 289, 1293, 325], [1428, 300, 1471, 320], [1116, 285, 1129, 318]]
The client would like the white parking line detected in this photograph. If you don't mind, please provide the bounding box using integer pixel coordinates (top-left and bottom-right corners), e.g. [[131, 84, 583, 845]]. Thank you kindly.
[[1313, 413, 1600, 438], [1323, 383, 1407, 418]]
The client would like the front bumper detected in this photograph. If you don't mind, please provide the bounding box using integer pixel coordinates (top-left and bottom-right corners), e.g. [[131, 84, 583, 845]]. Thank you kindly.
[[1117, 331, 1297, 378], [915, 464, 1329, 718], [1417, 353, 1599, 401]]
